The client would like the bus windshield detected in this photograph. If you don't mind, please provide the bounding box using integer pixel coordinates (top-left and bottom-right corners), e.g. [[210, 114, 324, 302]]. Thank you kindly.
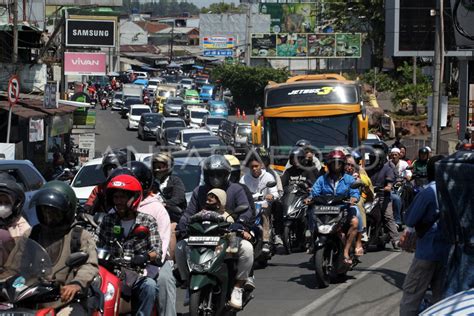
[[266, 84, 358, 107], [267, 114, 358, 150]]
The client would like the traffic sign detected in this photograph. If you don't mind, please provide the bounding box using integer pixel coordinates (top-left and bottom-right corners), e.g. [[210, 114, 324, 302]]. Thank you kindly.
[[203, 50, 233, 57], [7, 76, 20, 105]]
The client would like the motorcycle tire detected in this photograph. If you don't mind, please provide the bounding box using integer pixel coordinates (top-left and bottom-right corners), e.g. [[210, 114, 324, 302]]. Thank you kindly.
[[283, 226, 293, 255], [314, 248, 330, 288], [190, 289, 214, 316]]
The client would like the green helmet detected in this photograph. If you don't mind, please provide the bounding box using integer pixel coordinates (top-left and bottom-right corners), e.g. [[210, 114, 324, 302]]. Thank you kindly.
[[33, 180, 77, 229]]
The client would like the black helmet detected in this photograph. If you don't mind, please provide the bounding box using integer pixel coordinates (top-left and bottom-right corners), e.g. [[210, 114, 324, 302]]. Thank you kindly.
[[419, 147, 430, 155], [368, 148, 387, 171], [127, 161, 154, 194], [152, 152, 174, 181], [0, 172, 25, 228], [296, 139, 311, 147], [289, 147, 306, 166], [101, 149, 128, 177], [33, 181, 77, 230], [372, 141, 389, 155], [203, 155, 231, 189], [106, 167, 134, 182]]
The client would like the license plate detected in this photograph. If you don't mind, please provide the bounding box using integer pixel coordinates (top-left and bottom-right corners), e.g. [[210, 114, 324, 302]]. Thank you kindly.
[[188, 236, 220, 246], [313, 205, 341, 215]]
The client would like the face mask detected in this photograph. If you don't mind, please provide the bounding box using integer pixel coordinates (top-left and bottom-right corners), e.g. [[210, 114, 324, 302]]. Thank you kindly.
[[205, 203, 219, 212], [0, 204, 13, 219]]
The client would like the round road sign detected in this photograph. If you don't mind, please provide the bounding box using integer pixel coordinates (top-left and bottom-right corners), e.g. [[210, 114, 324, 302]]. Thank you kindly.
[[8, 76, 20, 105]]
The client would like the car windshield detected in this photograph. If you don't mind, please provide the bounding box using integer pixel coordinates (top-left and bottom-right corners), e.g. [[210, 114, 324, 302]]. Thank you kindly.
[[148, 81, 159, 86], [183, 132, 210, 142], [181, 79, 193, 84], [124, 98, 142, 106], [168, 98, 183, 105], [158, 91, 172, 97], [164, 120, 185, 128], [131, 108, 150, 116], [114, 93, 123, 99], [144, 115, 162, 124], [201, 87, 212, 93], [188, 138, 223, 149], [166, 128, 182, 141], [72, 164, 106, 188], [206, 118, 225, 125], [237, 126, 251, 135], [190, 111, 207, 119], [173, 164, 201, 193]]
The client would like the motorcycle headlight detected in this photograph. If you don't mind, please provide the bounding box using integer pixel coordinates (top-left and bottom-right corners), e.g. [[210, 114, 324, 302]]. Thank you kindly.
[[104, 282, 116, 302], [318, 224, 335, 234], [186, 245, 223, 273]]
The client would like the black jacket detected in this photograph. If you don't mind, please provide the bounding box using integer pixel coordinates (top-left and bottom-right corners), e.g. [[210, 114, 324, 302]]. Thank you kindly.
[[160, 175, 187, 223], [281, 166, 317, 188]]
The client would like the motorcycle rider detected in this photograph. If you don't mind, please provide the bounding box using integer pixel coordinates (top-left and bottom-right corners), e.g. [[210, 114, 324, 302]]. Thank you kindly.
[[84, 149, 129, 214], [285, 139, 322, 173], [366, 143, 401, 251], [390, 147, 412, 227], [128, 161, 176, 316], [0, 172, 30, 238], [411, 147, 430, 178], [29, 181, 99, 315], [305, 150, 362, 265], [225, 154, 256, 216], [240, 154, 279, 254], [151, 152, 186, 261], [176, 155, 253, 309], [281, 146, 318, 188], [96, 174, 162, 316]]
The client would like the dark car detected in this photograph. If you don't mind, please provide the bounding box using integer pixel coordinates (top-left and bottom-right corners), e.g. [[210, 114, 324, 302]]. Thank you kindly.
[[186, 135, 225, 150], [161, 126, 186, 146], [0, 160, 46, 226], [138, 113, 164, 140], [120, 97, 142, 118]]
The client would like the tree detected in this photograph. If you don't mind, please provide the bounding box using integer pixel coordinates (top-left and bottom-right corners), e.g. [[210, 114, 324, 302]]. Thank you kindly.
[[319, 0, 385, 67], [200, 3, 244, 14], [212, 64, 289, 112], [391, 62, 432, 115]]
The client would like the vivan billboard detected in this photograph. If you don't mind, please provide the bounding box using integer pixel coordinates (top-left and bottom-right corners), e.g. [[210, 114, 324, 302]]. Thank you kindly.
[[66, 19, 116, 47], [64, 52, 106, 76]]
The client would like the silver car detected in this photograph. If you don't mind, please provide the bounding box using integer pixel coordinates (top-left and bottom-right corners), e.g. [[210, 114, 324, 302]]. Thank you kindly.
[[164, 97, 185, 116]]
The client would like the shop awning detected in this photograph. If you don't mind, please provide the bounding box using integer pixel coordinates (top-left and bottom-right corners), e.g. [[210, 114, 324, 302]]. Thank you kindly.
[[0, 102, 47, 119], [18, 99, 77, 116], [121, 57, 148, 67]]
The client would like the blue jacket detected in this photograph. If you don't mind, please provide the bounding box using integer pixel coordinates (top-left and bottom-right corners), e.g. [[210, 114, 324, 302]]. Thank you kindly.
[[309, 173, 360, 200]]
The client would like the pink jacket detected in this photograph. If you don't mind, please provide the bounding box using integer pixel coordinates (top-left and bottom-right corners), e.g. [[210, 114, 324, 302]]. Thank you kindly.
[[139, 195, 171, 262]]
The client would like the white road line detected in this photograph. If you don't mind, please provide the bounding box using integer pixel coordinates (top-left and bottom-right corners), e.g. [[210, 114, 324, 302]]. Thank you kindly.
[[292, 252, 402, 316]]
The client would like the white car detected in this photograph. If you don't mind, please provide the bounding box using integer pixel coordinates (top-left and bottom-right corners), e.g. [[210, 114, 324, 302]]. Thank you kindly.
[[127, 104, 151, 130], [179, 78, 194, 90], [176, 128, 212, 150], [147, 77, 166, 95], [188, 108, 209, 128], [70, 158, 104, 206]]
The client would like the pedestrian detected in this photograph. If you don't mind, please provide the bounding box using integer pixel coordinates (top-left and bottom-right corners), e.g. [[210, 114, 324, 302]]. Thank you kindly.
[[399, 155, 449, 316], [456, 130, 471, 150]]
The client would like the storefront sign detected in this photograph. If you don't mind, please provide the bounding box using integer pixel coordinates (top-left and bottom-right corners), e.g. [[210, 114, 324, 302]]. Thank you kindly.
[[66, 19, 116, 47], [202, 36, 236, 49], [64, 52, 106, 76], [203, 50, 233, 57], [251, 33, 361, 58], [44, 82, 58, 109], [79, 133, 95, 161], [29, 118, 44, 142], [50, 114, 72, 137]]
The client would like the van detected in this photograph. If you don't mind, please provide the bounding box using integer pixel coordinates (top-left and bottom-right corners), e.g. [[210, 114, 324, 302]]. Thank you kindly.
[[199, 84, 214, 102], [208, 100, 228, 118], [184, 89, 200, 104], [217, 119, 236, 146]]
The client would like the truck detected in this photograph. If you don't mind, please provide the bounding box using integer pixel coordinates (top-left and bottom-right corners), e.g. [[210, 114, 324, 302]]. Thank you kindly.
[[122, 83, 143, 101]]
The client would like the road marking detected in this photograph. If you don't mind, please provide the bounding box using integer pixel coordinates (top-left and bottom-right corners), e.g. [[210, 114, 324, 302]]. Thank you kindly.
[[292, 252, 402, 316]]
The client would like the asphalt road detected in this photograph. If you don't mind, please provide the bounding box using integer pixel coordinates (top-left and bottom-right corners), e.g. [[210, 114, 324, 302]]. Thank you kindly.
[[94, 107, 412, 316]]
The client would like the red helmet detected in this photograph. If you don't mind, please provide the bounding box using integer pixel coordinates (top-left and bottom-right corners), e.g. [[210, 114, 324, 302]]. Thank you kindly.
[[327, 150, 347, 164], [106, 174, 143, 211]]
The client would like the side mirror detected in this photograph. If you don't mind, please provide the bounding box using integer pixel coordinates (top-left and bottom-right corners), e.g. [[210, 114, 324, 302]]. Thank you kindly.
[[350, 180, 364, 189], [66, 252, 89, 268], [266, 181, 277, 188], [132, 225, 150, 240], [93, 212, 106, 226], [175, 139, 181, 144], [234, 205, 249, 215]]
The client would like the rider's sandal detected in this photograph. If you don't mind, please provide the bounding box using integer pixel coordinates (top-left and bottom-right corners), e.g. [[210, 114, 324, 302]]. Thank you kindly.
[[343, 256, 352, 266], [355, 247, 364, 257]]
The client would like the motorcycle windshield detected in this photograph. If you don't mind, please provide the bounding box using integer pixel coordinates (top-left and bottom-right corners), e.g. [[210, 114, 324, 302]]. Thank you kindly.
[[0, 236, 53, 292]]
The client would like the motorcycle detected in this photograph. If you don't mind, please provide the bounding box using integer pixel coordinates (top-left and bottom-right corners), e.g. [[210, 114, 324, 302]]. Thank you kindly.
[[185, 206, 253, 316], [251, 181, 277, 267], [309, 183, 362, 288], [0, 236, 96, 315], [393, 178, 415, 224], [364, 187, 390, 252], [281, 182, 309, 254]]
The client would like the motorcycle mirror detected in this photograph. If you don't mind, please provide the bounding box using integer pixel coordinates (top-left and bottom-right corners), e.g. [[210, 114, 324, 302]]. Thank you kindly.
[[66, 252, 89, 268], [266, 181, 277, 188], [234, 205, 249, 215], [132, 225, 150, 240], [350, 181, 364, 189]]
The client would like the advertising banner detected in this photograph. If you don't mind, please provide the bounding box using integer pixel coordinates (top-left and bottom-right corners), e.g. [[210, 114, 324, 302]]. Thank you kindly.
[[50, 114, 73, 137], [0, 143, 15, 160], [73, 107, 96, 127], [64, 52, 106, 76], [203, 50, 233, 57], [251, 33, 361, 59], [202, 36, 236, 49], [29, 118, 44, 142], [260, 3, 316, 33], [66, 19, 115, 47], [43, 82, 58, 109]]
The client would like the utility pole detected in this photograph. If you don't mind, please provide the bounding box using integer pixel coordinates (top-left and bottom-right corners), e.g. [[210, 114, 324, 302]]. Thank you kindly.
[[12, 0, 18, 64], [245, 3, 251, 66], [169, 22, 174, 62], [431, 0, 444, 153]]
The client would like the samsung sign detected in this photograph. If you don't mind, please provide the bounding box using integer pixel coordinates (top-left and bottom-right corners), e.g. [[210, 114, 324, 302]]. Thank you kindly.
[[66, 19, 116, 47]]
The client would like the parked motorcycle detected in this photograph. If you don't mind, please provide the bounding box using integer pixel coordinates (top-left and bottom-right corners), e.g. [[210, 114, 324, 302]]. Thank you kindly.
[[364, 187, 390, 252], [309, 182, 362, 288], [0, 236, 95, 315], [185, 206, 253, 316], [281, 182, 309, 254], [251, 181, 277, 267]]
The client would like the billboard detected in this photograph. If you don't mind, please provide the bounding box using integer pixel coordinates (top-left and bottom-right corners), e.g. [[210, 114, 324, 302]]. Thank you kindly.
[[260, 3, 316, 33], [251, 33, 361, 58], [202, 36, 236, 49], [64, 52, 106, 76], [66, 19, 116, 47]]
